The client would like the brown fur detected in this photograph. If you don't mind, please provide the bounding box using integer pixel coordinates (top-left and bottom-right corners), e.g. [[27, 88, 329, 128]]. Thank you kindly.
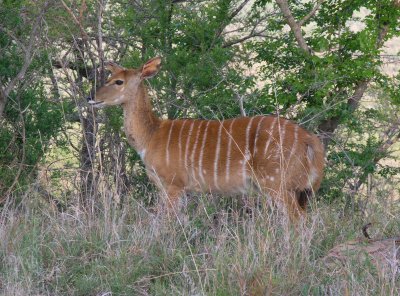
[[90, 57, 325, 222]]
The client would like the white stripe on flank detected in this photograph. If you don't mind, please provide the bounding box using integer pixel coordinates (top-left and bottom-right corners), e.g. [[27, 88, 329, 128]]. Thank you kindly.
[[243, 117, 255, 186], [213, 122, 223, 191], [264, 117, 278, 157], [278, 120, 289, 162], [288, 124, 299, 163], [225, 119, 236, 182], [190, 121, 204, 185], [253, 116, 265, 156], [184, 121, 195, 171], [198, 121, 211, 186], [178, 120, 188, 168], [166, 121, 175, 166]]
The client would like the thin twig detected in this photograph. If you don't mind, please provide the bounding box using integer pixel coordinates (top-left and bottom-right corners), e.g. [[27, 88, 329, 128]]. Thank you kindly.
[[298, 0, 324, 26]]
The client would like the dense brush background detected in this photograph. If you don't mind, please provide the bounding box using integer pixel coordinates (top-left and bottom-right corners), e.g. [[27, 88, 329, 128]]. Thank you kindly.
[[0, 0, 399, 295]]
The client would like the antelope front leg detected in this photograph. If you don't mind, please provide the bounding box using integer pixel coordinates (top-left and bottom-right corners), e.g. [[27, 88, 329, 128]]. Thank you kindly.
[[158, 185, 184, 218]]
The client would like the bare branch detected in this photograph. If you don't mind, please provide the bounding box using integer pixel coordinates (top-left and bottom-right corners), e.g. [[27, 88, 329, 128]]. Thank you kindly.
[[0, 26, 27, 52], [79, 0, 87, 24], [52, 59, 93, 79], [0, 1, 51, 118], [60, 0, 90, 42], [347, 80, 369, 114], [215, 0, 251, 39], [298, 0, 324, 26], [275, 0, 313, 54], [222, 11, 272, 47], [2, 97, 27, 201], [236, 93, 246, 117], [222, 32, 269, 48], [349, 116, 400, 194], [60, 0, 97, 67], [97, 0, 106, 84], [230, 0, 251, 21], [318, 23, 390, 147]]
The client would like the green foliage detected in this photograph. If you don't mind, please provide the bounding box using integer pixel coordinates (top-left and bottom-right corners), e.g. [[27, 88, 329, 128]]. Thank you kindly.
[[0, 86, 64, 193], [0, 1, 399, 293], [252, 0, 400, 203], [1, 0, 399, 205], [109, 0, 254, 120]]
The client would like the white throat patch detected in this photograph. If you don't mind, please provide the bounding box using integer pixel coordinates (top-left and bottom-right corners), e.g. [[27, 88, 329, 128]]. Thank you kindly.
[[138, 149, 146, 160]]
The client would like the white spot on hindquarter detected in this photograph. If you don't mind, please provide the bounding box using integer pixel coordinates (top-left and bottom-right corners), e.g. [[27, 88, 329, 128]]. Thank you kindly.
[[198, 121, 211, 186], [166, 121, 175, 166], [225, 119, 236, 183], [213, 122, 223, 191]]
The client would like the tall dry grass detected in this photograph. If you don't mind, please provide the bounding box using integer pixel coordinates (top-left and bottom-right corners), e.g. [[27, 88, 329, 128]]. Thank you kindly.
[[0, 176, 399, 296]]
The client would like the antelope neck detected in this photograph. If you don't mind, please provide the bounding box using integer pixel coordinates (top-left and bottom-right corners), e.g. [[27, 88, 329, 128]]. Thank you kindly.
[[122, 82, 161, 152]]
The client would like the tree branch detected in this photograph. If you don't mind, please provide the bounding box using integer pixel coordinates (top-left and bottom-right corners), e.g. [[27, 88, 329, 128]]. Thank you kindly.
[[2, 98, 27, 202], [275, 0, 313, 54], [222, 13, 271, 48], [349, 116, 400, 194], [275, 0, 395, 152], [298, 0, 324, 26], [0, 1, 51, 118], [60, 0, 97, 68], [215, 0, 251, 39], [318, 23, 390, 147], [222, 31, 269, 48], [229, 0, 251, 22], [52, 59, 93, 79], [97, 0, 106, 85]]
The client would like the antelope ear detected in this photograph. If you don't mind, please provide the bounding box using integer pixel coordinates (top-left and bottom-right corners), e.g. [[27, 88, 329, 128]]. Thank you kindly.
[[104, 61, 125, 74], [141, 57, 162, 79]]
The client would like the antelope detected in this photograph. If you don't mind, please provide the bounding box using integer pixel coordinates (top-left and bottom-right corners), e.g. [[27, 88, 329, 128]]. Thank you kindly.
[[88, 57, 324, 221]]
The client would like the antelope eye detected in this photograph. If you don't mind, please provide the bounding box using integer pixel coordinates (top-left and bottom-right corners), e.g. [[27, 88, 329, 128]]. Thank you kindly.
[[115, 80, 124, 85]]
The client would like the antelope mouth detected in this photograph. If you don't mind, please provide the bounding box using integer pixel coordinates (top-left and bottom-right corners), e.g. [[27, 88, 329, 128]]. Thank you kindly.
[[87, 100, 105, 108]]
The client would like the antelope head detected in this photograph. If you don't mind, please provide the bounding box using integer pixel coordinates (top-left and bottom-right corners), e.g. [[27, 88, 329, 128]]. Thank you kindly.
[[88, 57, 162, 107]]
